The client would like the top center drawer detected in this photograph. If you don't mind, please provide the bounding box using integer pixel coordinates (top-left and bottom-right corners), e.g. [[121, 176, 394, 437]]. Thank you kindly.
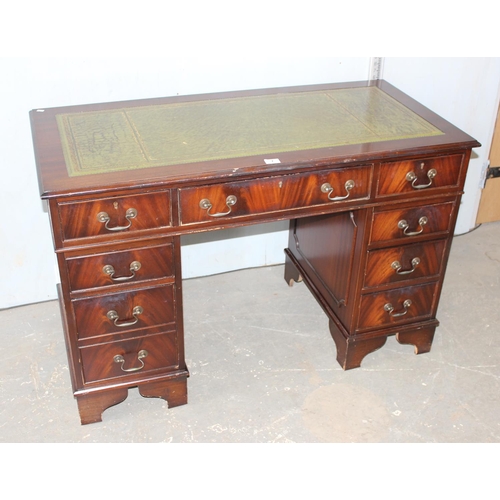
[[178, 164, 373, 226]]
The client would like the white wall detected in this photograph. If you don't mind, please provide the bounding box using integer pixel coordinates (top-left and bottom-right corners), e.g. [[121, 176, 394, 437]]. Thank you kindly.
[[2, 57, 499, 309], [0, 57, 371, 309]]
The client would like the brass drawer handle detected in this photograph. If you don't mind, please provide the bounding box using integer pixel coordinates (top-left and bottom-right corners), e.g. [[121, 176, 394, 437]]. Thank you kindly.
[[199, 195, 237, 217], [103, 261, 142, 282], [113, 350, 148, 372], [384, 299, 412, 317], [391, 257, 421, 275], [406, 167, 437, 189], [398, 216, 428, 236], [106, 305, 143, 327], [97, 207, 137, 231], [321, 180, 355, 201]]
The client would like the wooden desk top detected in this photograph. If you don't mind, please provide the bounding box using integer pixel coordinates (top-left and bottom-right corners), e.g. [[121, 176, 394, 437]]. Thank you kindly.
[[30, 80, 480, 198]]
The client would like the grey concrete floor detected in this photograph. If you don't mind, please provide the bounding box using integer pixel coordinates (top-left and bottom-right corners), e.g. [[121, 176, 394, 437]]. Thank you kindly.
[[1, 221, 500, 444]]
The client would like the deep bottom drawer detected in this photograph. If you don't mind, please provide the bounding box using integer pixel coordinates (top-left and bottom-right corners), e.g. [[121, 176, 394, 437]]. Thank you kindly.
[[357, 283, 437, 331], [80, 330, 180, 383]]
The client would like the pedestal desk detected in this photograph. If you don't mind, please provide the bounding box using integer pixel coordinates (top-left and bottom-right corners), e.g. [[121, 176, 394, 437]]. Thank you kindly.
[[30, 80, 480, 425]]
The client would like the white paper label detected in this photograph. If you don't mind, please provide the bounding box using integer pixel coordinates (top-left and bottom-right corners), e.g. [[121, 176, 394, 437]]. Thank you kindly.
[[264, 158, 281, 164]]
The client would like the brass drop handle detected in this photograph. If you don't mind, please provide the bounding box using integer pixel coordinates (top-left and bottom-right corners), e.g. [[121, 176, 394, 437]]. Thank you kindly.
[[391, 257, 421, 275], [384, 299, 412, 317], [114, 350, 148, 372], [321, 180, 355, 201], [97, 207, 137, 231], [406, 166, 437, 189], [103, 261, 142, 282], [398, 216, 428, 236], [107, 305, 143, 327], [199, 195, 237, 217]]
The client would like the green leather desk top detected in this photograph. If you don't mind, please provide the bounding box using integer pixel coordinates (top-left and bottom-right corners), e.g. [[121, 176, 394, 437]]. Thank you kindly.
[[56, 86, 444, 177]]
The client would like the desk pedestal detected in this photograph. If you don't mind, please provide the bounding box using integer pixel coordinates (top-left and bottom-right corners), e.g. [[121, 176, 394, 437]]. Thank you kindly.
[[284, 207, 445, 370]]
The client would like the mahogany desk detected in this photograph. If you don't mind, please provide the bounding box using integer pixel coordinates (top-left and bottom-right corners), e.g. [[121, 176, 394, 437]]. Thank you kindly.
[[30, 80, 480, 424]]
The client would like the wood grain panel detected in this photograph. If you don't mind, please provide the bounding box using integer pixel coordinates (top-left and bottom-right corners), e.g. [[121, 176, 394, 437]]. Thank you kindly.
[[281, 165, 372, 209], [66, 242, 174, 292], [180, 177, 281, 223], [364, 239, 447, 289], [357, 283, 437, 330], [377, 154, 463, 197], [179, 165, 372, 225], [293, 211, 358, 307], [58, 190, 172, 241], [72, 285, 175, 340], [370, 202, 454, 245], [80, 330, 180, 383]]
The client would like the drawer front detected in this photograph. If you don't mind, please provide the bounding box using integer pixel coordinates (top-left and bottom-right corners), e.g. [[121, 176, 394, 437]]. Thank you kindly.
[[281, 165, 372, 209], [377, 154, 463, 197], [179, 165, 372, 225], [364, 239, 447, 289], [357, 283, 437, 331], [179, 178, 281, 224], [66, 243, 174, 292], [80, 331, 180, 383], [73, 285, 176, 340], [370, 201, 455, 245], [58, 190, 172, 241]]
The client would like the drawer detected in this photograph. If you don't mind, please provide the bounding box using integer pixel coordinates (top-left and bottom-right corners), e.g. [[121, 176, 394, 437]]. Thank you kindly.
[[370, 201, 455, 245], [58, 190, 172, 242], [66, 242, 174, 292], [72, 285, 176, 340], [178, 178, 281, 224], [364, 239, 447, 289], [357, 283, 437, 331], [178, 165, 372, 225], [80, 330, 180, 383], [281, 165, 373, 209], [377, 154, 463, 197]]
